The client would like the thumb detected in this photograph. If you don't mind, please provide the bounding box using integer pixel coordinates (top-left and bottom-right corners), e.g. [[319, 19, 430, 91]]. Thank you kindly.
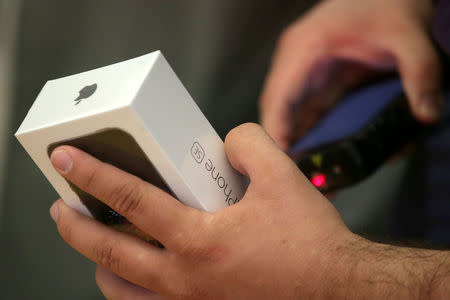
[[224, 123, 299, 186], [392, 27, 443, 123]]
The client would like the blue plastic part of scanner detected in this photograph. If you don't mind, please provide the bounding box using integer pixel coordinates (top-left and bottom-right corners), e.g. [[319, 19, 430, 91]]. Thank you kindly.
[[290, 78, 403, 153]]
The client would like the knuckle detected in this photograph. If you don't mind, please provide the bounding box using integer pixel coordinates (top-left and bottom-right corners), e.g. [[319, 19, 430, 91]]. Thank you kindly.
[[57, 220, 73, 245], [109, 180, 143, 216], [176, 233, 208, 260], [225, 122, 262, 145], [301, 28, 329, 52], [276, 23, 330, 64], [175, 223, 228, 264], [172, 229, 199, 258], [93, 240, 121, 272], [84, 166, 100, 192]]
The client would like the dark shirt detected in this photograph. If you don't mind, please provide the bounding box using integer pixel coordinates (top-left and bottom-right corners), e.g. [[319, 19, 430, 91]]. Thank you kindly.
[[392, 0, 450, 245], [433, 0, 450, 54]]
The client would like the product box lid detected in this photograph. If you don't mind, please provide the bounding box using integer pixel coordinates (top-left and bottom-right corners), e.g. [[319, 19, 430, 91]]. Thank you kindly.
[[17, 52, 159, 135]]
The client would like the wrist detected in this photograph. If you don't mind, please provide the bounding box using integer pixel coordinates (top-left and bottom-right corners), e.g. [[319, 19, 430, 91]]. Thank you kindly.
[[342, 237, 420, 299], [326, 235, 449, 300], [309, 231, 362, 299]]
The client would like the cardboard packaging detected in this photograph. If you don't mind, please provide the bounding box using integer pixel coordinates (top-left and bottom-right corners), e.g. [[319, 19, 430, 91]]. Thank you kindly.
[[16, 51, 248, 227]]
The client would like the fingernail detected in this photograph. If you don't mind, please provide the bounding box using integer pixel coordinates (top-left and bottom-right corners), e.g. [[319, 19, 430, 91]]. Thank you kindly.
[[51, 149, 73, 174], [50, 202, 59, 222], [420, 93, 443, 121]]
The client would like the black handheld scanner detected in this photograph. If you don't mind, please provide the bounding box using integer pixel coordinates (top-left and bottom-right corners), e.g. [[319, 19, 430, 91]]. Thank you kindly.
[[289, 78, 434, 193]]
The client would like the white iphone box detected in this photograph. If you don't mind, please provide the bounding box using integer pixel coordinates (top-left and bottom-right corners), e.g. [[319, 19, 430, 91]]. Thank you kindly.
[[15, 51, 248, 236]]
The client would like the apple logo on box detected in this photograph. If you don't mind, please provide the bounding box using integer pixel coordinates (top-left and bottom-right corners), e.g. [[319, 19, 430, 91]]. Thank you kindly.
[[74, 84, 97, 105]]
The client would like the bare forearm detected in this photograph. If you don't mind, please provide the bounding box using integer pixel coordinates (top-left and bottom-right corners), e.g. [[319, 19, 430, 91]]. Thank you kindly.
[[330, 236, 450, 299]]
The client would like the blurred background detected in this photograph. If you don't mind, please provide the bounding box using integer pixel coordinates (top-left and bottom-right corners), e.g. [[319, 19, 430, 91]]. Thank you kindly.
[[0, 1, 448, 299]]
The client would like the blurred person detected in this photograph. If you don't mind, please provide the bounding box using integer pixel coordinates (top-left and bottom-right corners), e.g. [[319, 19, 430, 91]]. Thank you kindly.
[[260, 0, 450, 246], [260, 0, 443, 150]]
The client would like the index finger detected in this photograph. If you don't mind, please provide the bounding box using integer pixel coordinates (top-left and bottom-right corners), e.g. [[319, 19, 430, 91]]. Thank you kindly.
[[50, 145, 204, 250], [259, 26, 327, 150]]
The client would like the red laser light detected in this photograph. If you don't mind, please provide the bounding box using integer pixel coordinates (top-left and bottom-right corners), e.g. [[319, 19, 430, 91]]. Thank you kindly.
[[311, 174, 326, 187]]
